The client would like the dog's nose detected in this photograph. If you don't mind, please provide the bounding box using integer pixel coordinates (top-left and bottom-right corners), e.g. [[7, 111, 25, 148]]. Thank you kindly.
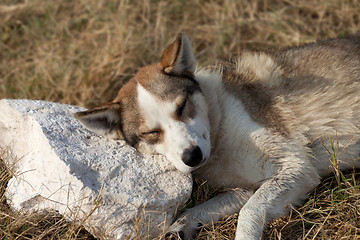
[[182, 146, 203, 167]]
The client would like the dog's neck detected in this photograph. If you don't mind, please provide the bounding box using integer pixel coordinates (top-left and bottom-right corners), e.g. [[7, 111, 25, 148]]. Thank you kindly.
[[194, 68, 267, 188], [195, 69, 225, 150]]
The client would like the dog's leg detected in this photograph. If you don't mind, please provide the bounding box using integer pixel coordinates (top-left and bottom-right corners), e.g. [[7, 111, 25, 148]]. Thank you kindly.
[[165, 188, 253, 239], [234, 139, 321, 239]]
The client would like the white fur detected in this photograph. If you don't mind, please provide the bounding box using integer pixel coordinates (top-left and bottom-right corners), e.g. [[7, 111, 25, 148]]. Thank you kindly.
[[137, 83, 211, 173], [169, 68, 321, 240], [236, 52, 283, 88], [76, 33, 360, 240]]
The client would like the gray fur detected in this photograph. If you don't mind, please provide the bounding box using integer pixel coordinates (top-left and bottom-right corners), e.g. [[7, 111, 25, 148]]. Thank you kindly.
[[76, 33, 360, 239]]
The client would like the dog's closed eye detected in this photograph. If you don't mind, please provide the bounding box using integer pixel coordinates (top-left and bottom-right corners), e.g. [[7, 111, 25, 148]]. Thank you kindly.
[[141, 129, 161, 136], [139, 129, 163, 143]]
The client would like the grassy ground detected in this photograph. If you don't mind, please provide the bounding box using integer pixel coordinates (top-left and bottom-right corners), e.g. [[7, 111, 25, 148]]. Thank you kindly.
[[1, 0, 360, 239]]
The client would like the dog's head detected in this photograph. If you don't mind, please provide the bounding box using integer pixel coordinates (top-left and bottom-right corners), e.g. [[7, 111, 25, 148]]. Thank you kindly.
[[75, 33, 211, 173]]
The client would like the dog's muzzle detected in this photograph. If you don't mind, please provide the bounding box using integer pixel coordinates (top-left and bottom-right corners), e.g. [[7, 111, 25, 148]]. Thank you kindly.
[[182, 146, 203, 167]]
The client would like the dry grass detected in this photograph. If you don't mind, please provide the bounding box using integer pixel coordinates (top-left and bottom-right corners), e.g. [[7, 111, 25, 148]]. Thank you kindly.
[[0, 148, 95, 240], [266, 171, 360, 240], [192, 152, 360, 240], [264, 137, 360, 240], [1, 0, 360, 239]]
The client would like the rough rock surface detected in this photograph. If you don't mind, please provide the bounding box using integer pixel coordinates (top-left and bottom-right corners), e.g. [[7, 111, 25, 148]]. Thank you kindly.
[[0, 99, 192, 239]]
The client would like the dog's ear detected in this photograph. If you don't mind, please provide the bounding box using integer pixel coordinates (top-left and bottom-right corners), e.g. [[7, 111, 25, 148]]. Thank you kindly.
[[160, 33, 196, 77], [74, 102, 124, 139]]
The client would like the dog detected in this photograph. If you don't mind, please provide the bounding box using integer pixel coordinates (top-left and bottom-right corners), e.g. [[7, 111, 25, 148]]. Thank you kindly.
[[75, 32, 360, 239]]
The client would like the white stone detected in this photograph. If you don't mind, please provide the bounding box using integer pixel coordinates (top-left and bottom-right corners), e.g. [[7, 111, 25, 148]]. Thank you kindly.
[[0, 99, 192, 239]]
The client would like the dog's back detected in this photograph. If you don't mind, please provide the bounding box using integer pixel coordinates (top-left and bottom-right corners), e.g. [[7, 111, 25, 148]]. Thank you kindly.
[[221, 34, 360, 177]]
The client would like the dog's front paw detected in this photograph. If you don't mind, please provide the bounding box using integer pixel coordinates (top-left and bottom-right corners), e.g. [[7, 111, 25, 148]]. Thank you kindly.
[[164, 213, 202, 240]]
